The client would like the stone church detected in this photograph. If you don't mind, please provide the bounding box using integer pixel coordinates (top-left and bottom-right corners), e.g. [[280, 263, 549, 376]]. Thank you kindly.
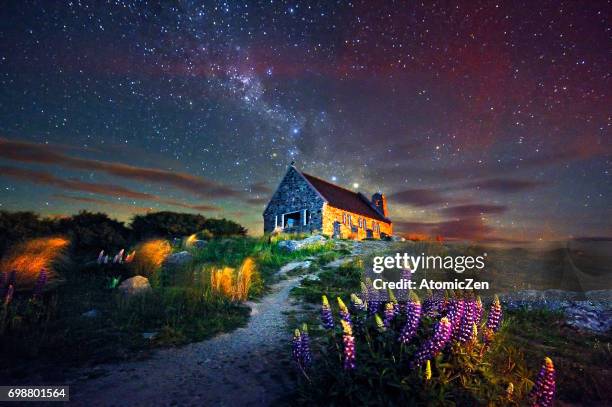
[[263, 164, 392, 239]]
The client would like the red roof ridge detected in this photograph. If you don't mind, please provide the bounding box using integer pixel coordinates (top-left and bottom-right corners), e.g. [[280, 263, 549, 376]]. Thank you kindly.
[[299, 170, 391, 223]]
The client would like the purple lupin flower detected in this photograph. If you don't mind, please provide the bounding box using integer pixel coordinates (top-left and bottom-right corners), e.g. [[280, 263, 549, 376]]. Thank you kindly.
[[474, 296, 484, 324], [362, 279, 381, 316], [486, 295, 503, 333], [341, 319, 356, 370], [321, 295, 334, 329], [33, 268, 48, 298], [386, 288, 400, 316], [383, 303, 395, 327], [4, 284, 14, 306], [528, 357, 556, 407], [411, 317, 452, 368], [447, 298, 465, 341], [300, 323, 312, 367], [458, 298, 476, 343], [399, 291, 421, 344], [292, 329, 303, 366], [422, 290, 444, 317], [337, 297, 352, 325]]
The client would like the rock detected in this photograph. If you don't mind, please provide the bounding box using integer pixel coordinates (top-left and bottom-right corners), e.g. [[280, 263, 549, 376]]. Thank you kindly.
[[277, 235, 326, 252], [192, 240, 207, 249], [118, 276, 152, 297], [279, 261, 311, 275], [302, 274, 320, 282], [565, 303, 612, 333], [142, 332, 158, 340], [391, 235, 406, 241], [82, 309, 99, 318], [164, 251, 193, 266]]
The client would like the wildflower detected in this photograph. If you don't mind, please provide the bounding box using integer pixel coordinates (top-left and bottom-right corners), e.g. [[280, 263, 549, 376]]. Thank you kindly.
[[337, 297, 352, 325], [291, 328, 302, 364], [528, 357, 556, 407], [475, 296, 484, 323], [321, 295, 334, 329], [97, 250, 105, 264], [486, 295, 503, 333], [363, 279, 381, 315], [300, 323, 312, 367], [117, 249, 125, 263], [447, 298, 465, 341], [422, 290, 444, 317], [375, 314, 386, 332], [458, 298, 476, 343], [292, 328, 302, 365], [383, 302, 395, 327], [341, 319, 356, 370], [386, 287, 400, 315], [424, 359, 432, 381], [412, 317, 452, 368], [4, 284, 14, 306], [471, 323, 478, 343], [125, 250, 136, 263], [33, 268, 47, 298], [350, 293, 365, 312], [399, 291, 421, 344]]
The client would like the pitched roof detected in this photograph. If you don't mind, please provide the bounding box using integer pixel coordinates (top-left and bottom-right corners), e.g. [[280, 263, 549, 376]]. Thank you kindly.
[[300, 171, 391, 223]]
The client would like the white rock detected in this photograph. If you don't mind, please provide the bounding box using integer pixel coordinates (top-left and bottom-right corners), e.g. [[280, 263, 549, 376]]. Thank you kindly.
[[279, 261, 311, 275], [118, 276, 152, 296], [277, 235, 326, 252]]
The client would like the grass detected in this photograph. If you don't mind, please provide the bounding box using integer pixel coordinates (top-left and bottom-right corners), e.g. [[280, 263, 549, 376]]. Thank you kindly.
[[289, 242, 612, 405], [0, 233, 337, 382]]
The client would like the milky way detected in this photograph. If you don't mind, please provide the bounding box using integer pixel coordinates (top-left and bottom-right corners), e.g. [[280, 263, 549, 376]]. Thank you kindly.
[[0, 1, 610, 242]]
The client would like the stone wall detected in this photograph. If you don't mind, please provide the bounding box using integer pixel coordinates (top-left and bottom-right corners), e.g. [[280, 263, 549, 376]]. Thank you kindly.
[[263, 166, 325, 233], [322, 204, 392, 240]]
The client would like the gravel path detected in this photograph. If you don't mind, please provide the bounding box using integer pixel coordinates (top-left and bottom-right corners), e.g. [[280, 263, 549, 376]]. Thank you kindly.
[[70, 269, 306, 406]]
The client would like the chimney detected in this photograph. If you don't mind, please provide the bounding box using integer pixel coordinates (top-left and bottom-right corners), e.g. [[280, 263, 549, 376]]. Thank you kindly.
[[371, 192, 388, 217]]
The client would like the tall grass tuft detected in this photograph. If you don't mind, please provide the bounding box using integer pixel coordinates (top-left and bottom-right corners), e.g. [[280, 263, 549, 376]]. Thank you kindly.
[[210, 257, 257, 301], [0, 237, 69, 290], [130, 239, 172, 277]]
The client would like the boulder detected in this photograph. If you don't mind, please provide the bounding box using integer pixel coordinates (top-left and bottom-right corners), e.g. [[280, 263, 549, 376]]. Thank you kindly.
[[391, 235, 406, 241], [118, 276, 152, 296], [164, 251, 193, 266], [277, 235, 326, 252]]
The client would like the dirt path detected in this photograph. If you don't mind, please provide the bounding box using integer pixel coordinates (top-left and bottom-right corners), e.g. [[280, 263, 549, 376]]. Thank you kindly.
[[70, 266, 308, 406]]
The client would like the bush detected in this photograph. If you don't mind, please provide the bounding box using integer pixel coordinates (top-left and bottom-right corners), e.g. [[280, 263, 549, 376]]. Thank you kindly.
[[129, 239, 172, 277], [0, 237, 70, 290], [55, 211, 130, 256], [130, 212, 247, 240], [0, 211, 55, 258]]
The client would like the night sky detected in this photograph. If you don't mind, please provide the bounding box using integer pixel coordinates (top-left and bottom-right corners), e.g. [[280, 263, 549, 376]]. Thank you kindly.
[[0, 1, 610, 242]]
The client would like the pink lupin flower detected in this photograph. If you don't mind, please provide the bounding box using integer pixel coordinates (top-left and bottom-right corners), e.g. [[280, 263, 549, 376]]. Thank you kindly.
[[528, 357, 556, 407], [97, 250, 105, 264]]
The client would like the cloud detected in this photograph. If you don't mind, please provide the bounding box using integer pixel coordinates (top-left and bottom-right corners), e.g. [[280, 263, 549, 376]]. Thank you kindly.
[[462, 178, 547, 193], [53, 194, 153, 213], [387, 188, 448, 207], [0, 137, 242, 198], [0, 165, 219, 212], [441, 204, 507, 217]]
